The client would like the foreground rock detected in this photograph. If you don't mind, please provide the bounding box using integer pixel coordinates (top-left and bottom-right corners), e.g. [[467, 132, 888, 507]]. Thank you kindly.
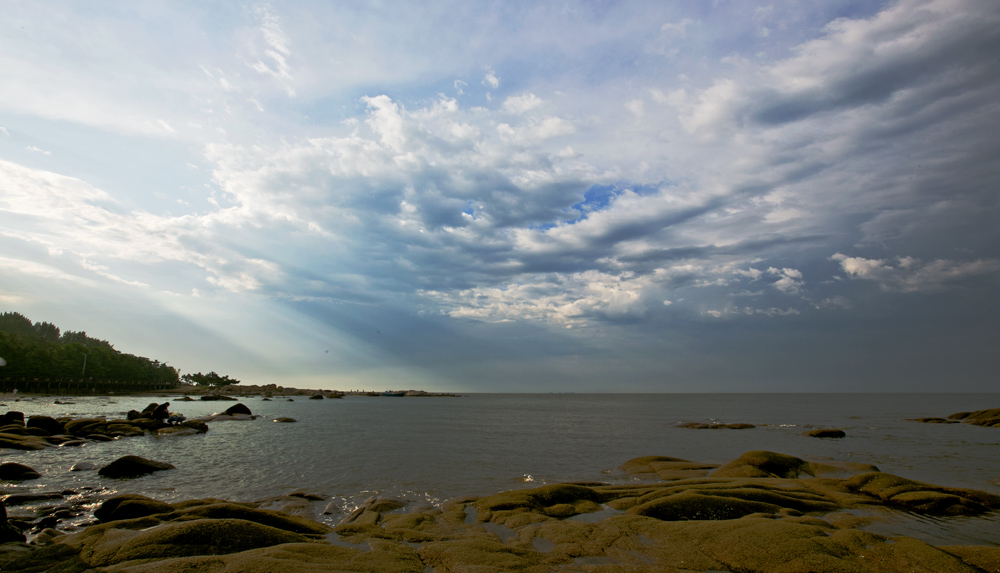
[[2, 450, 999, 572]]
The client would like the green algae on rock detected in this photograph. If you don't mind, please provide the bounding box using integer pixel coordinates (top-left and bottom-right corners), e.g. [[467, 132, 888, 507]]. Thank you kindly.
[[2, 450, 999, 572]]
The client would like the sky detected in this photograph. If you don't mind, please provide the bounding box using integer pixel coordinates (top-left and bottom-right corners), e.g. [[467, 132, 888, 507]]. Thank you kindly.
[[1, 0, 998, 392]]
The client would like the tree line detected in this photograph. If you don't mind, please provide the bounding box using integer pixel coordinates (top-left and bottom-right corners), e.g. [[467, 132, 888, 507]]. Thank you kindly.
[[0, 311, 188, 385]]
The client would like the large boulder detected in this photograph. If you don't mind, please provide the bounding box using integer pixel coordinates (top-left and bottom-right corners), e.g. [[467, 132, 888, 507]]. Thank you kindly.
[[95, 494, 174, 522], [0, 462, 41, 481], [98, 456, 176, 479], [224, 403, 252, 416], [26, 415, 64, 435], [80, 519, 309, 567], [0, 411, 24, 426]]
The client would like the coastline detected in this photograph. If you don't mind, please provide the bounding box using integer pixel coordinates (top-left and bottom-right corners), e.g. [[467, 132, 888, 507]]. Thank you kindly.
[[1, 396, 998, 571]]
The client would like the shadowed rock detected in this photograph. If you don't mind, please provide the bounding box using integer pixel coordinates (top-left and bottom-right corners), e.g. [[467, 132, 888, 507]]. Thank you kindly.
[[98, 455, 175, 479], [224, 403, 252, 416], [0, 462, 41, 481], [26, 415, 63, 435], [95, 494, 174, 522]]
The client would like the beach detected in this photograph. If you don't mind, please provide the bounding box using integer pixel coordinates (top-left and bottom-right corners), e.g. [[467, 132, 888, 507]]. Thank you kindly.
[[1, 393, 999, 571]]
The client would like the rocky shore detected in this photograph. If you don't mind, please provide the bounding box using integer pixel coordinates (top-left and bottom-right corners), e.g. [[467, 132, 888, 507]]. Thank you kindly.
[[1, 405, 998, 571]]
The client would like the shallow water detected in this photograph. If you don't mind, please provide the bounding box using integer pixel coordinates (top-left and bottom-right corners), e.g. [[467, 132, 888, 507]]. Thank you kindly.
[[2, 393, 998, 541]]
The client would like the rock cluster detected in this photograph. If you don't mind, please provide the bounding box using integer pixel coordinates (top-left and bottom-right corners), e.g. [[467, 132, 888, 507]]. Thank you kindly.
[[0, 407, 208, 451], [2, 450, 999, 572]]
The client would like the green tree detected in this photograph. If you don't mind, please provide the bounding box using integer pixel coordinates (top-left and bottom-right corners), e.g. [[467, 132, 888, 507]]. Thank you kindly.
[[181, 371, 240, 386]]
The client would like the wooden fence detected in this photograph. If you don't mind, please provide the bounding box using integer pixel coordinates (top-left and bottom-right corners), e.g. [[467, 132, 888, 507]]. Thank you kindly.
[[0, 377, 179, 395]]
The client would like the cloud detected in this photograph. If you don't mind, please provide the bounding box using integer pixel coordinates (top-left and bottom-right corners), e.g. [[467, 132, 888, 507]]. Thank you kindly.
[[247, 4, 295, 97], [502, 93, 544, 114], [482, 70, 500, 89], [26, 146, 51, 155], [832, 253, 1000, 293], [625, 99, 644, 118]]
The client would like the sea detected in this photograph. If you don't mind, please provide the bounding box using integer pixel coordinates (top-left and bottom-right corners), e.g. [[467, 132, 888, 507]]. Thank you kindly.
[[2, 393, 999, 546]]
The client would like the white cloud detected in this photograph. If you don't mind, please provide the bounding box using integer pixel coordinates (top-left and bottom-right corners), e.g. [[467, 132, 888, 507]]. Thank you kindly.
[[502, 93, 544, 114], [26, 146, 51, 155], [248, 3, 295, 97], [482, 69, 500, 89]]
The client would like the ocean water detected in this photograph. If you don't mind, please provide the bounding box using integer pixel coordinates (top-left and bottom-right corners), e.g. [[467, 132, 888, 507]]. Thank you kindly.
[[2, 393, 999, 544]]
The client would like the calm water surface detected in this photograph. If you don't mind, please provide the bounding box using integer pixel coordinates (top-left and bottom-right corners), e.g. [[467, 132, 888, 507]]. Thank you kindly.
[[2, 393, 998, 540]]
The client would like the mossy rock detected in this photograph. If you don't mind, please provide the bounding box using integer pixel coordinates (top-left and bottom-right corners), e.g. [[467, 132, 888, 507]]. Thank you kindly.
[[845, 472, 1000, 515], [712, 450, 810, 478], [476, 483, 606, 515], [167, 502, 332, 536], [79, 518, 309, 567], [802, 428, 846, 438], [95, 494, 174, 522]]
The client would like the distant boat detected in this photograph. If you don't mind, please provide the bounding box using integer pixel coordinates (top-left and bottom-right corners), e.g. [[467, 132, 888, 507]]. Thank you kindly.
[[382, 391, 405, 397]]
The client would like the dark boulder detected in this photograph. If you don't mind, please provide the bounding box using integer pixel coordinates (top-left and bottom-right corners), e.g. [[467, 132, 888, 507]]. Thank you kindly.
[[151, 402, 170, 421], [0, 501, 25, 543], [0, 411, 24, 426], [26, 415, 64, 435], [0, 462, 41, 481], [273, 417, 297, 423], [140, 402, 159, 416], [126, 409, 142, 420], [98, 455, 176, 479], [802, 429, 846, 438], [95, 494, 174, 522], [224, 403, 252, 416], [309, 394, 324, 400]]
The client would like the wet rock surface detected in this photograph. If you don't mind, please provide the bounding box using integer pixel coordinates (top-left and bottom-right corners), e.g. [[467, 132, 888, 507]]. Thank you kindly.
[[0, 449, 997, 572]]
